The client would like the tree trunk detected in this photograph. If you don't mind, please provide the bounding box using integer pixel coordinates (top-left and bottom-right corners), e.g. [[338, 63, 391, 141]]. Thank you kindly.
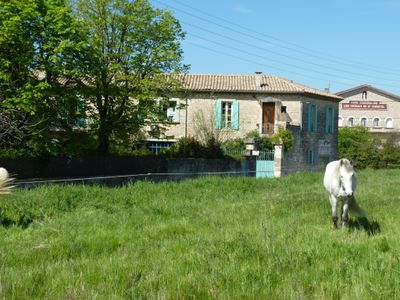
[[97, 120, 110, 154]]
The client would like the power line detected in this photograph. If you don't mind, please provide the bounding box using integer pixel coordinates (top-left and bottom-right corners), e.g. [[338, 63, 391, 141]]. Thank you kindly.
[[158, 0, 400, 75], [182, 21, 400, 85], [187, 32, 400, 91], [186, 41, 356, 88]]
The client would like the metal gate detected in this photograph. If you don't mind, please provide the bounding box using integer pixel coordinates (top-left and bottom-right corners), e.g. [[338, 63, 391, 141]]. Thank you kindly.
[[256, 150, 275, 178]]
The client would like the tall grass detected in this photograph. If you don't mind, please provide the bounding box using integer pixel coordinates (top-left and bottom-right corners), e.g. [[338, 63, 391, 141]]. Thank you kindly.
[[0, 169, 399, 299]]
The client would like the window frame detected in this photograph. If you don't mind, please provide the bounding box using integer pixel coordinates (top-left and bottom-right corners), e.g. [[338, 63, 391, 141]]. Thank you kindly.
[[348, 116, 355, 127], [386, 117, 393, 128], [338, 116, 343, 127], [215, 100, 239, 130], [166, 100, 179, 123], [307, 149, 315, 165], [373, 117, 380, 128], [307, 103, 318, 132], [325, 106, 335, 133], [360, 116, 367, 127]]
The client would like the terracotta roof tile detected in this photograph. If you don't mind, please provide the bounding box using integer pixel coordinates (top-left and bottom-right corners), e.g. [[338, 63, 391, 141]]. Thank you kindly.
[[172, 74, 342, 101]]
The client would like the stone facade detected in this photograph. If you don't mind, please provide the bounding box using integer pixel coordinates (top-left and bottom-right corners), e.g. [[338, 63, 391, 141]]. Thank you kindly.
[[161, 93, 339, 175], [148, 74, 341, 175], [164, 93, 304, 141], [337, 85, 400, 133]]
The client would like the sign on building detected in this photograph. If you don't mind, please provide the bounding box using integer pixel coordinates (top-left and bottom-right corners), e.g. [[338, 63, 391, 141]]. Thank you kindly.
[[318, 140, 331, 156], [342, 101, 387, 110]]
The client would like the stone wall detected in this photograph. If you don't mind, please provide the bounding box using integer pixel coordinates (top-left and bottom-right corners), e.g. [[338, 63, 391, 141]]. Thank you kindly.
[[281, 97, 339, 175], [0, 155, 245, 187], [164, 92, 311, 140]]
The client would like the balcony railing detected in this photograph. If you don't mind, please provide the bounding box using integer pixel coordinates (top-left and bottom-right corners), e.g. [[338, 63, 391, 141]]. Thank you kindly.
[[261, 123, 275, 135]]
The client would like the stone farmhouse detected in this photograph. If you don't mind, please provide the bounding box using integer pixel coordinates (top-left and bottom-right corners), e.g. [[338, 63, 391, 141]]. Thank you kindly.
[[336, 85, 400, 136], [148, 73, 342, 175]]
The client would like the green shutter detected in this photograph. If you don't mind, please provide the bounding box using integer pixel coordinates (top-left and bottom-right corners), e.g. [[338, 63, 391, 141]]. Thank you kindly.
[[214, 100, 222, 129], [232, 100, 239, 130], [325, 107, 329, 133], [307, 103, 312, 132], [331, 108, 335, 133], [314, 104, 318, 132]]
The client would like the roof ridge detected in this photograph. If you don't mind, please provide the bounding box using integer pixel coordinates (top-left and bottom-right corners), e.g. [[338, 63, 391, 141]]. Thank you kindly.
[[171, 73, 342, 101], [336, 84, 400, 100]]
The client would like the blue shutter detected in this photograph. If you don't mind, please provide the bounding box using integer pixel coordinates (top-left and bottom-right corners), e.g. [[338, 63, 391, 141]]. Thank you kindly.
[[331, 108, 335, 133], [232, 100, 239, 130], [325, 107, 330, 133], [214, 100, 222, 129], [314, 104, 318, 132], [307, 103, 312, 132], [308, 149, 315, 165], [312, 150, 315, 164]]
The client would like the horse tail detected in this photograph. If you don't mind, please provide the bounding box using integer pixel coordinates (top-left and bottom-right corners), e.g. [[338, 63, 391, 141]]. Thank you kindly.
[[0, 168, 14, 195], [349, 197, 367, 218]]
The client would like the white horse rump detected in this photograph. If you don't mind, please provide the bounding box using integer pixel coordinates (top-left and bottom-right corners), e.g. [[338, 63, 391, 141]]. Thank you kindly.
[[0, 167, 14, 195]]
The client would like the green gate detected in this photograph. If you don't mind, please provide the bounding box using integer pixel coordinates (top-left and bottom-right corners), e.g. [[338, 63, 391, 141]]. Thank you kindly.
[[256, 150, 275, 178]]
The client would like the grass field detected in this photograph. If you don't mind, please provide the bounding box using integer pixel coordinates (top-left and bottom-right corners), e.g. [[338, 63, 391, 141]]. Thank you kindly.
[[0, 169, 400, 299]]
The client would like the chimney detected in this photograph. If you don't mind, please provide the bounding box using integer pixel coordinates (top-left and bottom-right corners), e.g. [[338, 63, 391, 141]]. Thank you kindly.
[[255, 71, 262, 89]]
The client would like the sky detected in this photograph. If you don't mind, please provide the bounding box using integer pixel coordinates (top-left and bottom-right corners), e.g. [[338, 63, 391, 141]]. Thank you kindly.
[[151, 0, 400, 95]]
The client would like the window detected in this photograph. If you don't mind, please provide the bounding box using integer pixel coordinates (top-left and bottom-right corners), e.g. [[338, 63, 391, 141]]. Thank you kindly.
[[348, 117, 354, 127], [386, 118, 393, 128], [163, 100, 179, 122], [307, 103, 318, 132], [307, 149, 315, 165], [222, 101, 232, 128], [360, 117, 367, 127], [362, 91, 368, 99], [215, 100, 239, 130], [147, 141, 173, 154], [325, 107, 335, 133], [338, 116, 343, 127], [373, 117, 380, 127]]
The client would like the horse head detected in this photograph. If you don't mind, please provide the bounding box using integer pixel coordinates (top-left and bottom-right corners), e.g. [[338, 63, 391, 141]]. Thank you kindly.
[[339, 158, 356, 197]]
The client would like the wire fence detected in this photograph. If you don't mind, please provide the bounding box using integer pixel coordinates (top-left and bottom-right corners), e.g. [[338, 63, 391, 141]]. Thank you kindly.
[[10, 149, 329, 188], [15, 169, 275, 188]]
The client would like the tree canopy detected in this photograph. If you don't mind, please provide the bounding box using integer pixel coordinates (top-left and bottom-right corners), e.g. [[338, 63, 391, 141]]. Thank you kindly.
[[0, 0, 90, 153], [76, 0, 188, 153], [0, 0, 187, 155]]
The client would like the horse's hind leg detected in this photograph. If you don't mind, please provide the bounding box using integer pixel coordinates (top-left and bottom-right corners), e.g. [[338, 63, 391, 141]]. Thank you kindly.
[[329, 194, 338, 228]]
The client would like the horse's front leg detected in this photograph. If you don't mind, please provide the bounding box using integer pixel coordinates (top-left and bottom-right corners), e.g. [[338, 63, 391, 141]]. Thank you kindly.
[[329, 194, 338, 228], [341, 197, 351, 227]]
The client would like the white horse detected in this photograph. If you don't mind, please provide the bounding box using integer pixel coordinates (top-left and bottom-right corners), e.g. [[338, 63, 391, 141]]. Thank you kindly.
[[0, 167, 14, 195], [323, 158, 365, 228]]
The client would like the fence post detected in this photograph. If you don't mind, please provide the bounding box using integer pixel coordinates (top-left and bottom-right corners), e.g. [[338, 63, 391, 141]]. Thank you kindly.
[[274, 142, 283, 177]]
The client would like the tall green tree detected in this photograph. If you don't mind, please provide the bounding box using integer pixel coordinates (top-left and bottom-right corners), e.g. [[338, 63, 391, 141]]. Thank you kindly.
[[0, 0, 89, 153], [76, 0, 187, 153]]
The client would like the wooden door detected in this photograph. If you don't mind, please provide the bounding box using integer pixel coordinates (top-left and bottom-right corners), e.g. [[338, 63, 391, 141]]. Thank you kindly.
[[262, 102, 275, 134]]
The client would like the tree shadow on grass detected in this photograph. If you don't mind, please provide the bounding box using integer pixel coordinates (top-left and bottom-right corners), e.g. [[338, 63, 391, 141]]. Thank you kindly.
[[0, 215, 34, 229], [348, 217, 381, 236]]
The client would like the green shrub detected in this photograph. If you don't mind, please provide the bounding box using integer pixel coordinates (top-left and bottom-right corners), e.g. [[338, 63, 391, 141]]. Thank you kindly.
[[380, 140, 400, 168], [0, 148, 37, 158], [222, 138, 245, 152], [338, 126, 400, 169], [164, 137, 224, 158], [245, 130, 273, 151], [271, 129, 293, 152]]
